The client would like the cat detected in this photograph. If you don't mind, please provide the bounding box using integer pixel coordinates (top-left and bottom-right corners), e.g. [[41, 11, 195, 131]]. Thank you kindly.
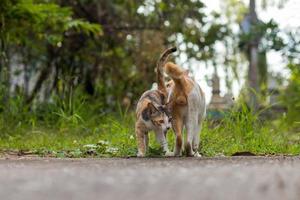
[[135, 47, 177, 157], [163, 61, 206, 157]]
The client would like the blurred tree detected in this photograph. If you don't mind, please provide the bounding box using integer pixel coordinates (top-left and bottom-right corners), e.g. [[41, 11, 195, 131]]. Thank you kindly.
[[247, 0, 260, 110], [217, 0, 288, 110], [280, 29, 300, 127], [282, 63, 300, 127], [1, 0, 290, 113], [0, 0, 101, 106], [55, 0, 229, 109], [260, 0, 289, 9]]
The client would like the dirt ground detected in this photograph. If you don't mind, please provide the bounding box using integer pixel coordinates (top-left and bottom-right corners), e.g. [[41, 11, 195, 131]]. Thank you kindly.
[[0, 156, 300, 200]]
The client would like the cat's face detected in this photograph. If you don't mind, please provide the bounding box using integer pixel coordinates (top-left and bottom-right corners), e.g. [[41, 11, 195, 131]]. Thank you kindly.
[[143, 103, 172, 133]]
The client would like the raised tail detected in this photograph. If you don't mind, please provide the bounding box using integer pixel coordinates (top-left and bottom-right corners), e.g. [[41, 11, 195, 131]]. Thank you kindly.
[[156, 47, 177, 95], [164, 62, 185, 79]]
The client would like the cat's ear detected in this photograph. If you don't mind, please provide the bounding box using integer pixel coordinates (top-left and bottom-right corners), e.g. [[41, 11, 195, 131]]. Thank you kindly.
[[164, 101, 172, 114], [147, 102, 158, 115], [142, 102, 156, 121], [157, 90, 167, 104]]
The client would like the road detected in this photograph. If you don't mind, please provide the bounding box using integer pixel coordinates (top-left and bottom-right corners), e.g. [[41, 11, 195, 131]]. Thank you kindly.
[[0, 156, 300, 200]]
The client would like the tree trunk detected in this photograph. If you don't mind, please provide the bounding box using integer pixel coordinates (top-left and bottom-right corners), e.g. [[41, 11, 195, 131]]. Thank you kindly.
[[248, 0, 259, 110], [0, 33, 11, 105], [248, 44, 259, 109], [22, 49, 30, 98], [26, 45, 55, 104]]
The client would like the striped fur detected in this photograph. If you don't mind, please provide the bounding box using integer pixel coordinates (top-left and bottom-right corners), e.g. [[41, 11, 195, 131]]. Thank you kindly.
[[134, 47, 176, 157]]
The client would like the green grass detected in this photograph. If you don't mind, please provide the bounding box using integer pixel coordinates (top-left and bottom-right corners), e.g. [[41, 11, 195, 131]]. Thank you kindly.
[[0, 96, 299, 158]]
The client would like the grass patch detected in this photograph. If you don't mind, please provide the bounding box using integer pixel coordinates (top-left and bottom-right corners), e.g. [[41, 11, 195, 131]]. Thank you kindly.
[[0, 97, 299, 158]]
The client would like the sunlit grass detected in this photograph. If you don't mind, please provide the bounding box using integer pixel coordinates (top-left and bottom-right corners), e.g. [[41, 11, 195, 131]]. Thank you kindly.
[[0, 96, 299, 157]]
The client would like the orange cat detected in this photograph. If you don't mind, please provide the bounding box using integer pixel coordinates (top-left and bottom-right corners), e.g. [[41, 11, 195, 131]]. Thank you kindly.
[[164, 62, 206, 157]]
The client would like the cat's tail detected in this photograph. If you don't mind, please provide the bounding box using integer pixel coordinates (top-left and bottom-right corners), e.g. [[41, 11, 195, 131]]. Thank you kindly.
[[156, 47, 177, 94], [164, 62, 185, 80]]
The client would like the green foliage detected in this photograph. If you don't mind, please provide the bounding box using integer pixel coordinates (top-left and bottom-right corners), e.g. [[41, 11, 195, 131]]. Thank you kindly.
[[201, 103, 298, 156], [1, 0, 102, 44], [281, 63, 300, 127], [0, 92, 299, 157], [0, 0, 299, 158], [239, 20, 285, 51], [1, 0, 232, 110]]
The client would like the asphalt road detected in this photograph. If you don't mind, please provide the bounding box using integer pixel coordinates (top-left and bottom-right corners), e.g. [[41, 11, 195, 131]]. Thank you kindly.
[[0, 156, 300, 200]]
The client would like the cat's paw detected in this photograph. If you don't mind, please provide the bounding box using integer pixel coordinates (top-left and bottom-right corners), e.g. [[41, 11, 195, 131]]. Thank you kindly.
[[193, 152, 202, 158]]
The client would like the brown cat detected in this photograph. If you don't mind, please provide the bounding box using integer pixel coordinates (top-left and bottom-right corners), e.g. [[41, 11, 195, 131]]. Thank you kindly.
[[135, 47, 177, 157], [164, 62, 206, 157]]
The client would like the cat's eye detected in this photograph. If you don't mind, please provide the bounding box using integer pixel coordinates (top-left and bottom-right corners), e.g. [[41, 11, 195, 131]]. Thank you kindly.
[[159, 120, 164, 124], [168, 118, 172, 122]]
